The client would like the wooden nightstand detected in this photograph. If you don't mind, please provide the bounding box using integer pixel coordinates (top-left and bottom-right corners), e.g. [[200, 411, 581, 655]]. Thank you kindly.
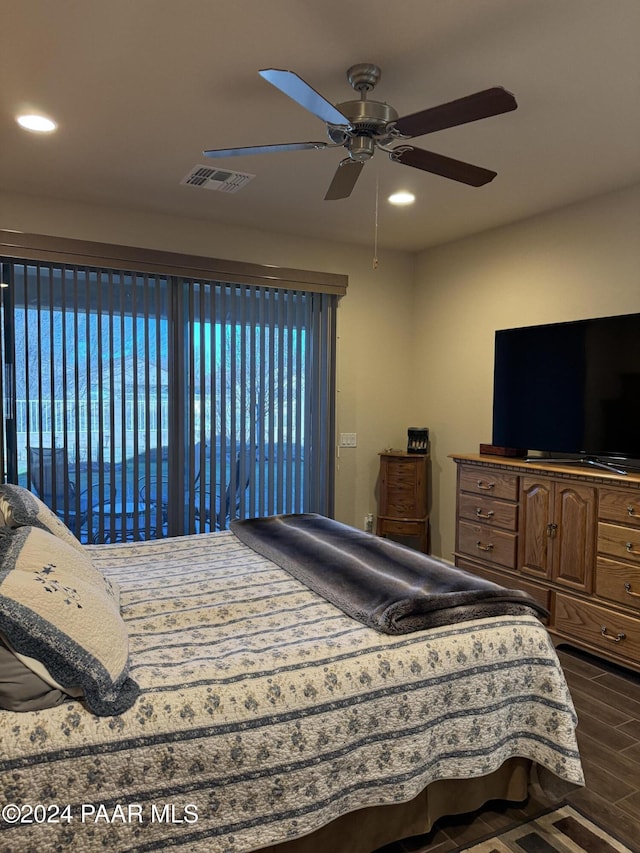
[[376, 451, 430, 552]]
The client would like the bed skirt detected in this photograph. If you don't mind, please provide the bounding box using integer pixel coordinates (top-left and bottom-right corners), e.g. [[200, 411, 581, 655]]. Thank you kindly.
[[263, 757, 531, 853]]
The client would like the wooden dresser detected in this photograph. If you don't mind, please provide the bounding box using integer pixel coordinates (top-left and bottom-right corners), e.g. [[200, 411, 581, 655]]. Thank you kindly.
[[452, 453, 640, 673], [377, 451, 429, 552]]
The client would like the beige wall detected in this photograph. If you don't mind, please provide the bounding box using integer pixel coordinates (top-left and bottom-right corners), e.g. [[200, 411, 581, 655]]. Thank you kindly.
[[3, 185, 639, 553], [413, 183, 640, 562], [0, 190, 415, 530]]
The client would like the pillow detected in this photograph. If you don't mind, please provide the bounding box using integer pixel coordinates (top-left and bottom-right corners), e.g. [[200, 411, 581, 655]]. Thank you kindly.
[[0, 636, 69, 711], [0, 483, 85, 553], [0, 525, 138, 716]]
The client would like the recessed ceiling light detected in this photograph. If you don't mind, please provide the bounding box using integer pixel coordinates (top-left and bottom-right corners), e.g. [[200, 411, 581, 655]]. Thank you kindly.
[[16, 114, 57, 133], [388, 191, 415, 206]]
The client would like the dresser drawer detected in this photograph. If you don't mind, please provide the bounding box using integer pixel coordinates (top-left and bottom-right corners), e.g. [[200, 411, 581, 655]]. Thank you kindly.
[[595, 556, 640, 609], [458, 494, 518, 531], [597, 522, 640, 564], [456, 557, 550, 612], [457, 520, 517, 569], [378, 518, 426, 536], [599, 488, 640, 528], [554, 593, 640, 665], [458, 465, 519, 501]]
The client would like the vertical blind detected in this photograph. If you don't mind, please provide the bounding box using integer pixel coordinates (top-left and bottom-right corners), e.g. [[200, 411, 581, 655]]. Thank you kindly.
[[0, 254, 337, 542]]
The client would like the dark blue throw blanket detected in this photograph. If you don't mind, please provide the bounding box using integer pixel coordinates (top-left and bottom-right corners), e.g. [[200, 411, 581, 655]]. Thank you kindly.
[[230, 514, 548, 634]]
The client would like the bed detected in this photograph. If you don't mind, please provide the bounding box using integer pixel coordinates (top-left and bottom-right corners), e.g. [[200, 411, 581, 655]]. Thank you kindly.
[[0, 488, 584, 853]]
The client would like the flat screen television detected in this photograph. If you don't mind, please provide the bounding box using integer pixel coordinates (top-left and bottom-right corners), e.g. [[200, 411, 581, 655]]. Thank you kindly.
[[491, 312, 640, 473]]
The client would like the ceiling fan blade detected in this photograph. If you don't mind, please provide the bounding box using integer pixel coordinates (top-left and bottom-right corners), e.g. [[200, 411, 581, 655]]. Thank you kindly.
[[393, 87, 517, 138], [204, 141, 328, 158], [259, 68, 350, 127], [324, 160, 364, 200], [392, 146, 497, 186]]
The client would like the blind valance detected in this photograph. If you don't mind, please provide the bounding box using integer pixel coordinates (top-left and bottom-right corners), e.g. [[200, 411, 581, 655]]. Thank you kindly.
[[0, 230, 348, 297]]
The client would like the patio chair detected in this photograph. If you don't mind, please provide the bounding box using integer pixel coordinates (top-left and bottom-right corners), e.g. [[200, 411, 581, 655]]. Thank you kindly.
[[139, 473, 169, 536], [137, 443, 209, 535], [28, 448, 115, 542], [216, 446, 255, 529], [28, 447, 81, 534]]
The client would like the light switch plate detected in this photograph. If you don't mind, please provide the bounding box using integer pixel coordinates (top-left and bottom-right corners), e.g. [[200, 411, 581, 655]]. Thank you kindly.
[[339, 433, 357, 447]]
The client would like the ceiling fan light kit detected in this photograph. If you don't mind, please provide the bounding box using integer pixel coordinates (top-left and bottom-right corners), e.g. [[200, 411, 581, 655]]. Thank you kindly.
[[203, 63, 517, 200]]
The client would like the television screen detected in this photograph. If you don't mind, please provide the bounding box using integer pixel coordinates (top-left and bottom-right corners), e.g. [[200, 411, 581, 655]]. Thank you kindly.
[[491, 312, 640, 464]]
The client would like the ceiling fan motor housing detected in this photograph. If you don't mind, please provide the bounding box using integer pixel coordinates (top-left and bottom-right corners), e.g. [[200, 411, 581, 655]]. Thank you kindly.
[[337, 99, 399, 130], [329, 99, 399, 158]]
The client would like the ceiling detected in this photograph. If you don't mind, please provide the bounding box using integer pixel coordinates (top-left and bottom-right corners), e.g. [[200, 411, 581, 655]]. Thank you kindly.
[[2, 0, 639, 253]]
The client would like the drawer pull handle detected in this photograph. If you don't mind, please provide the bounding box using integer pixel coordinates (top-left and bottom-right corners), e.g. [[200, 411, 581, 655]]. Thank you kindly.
[[600, 626, 626, 643], [476, 541, 494, 552], [546, 522, 558, 537], [624, 582, 640, 599], [628, 505, 636, 517], [625, 542, 635, 553], [476, 508, 495, 519], [476, 480, 495, 491]]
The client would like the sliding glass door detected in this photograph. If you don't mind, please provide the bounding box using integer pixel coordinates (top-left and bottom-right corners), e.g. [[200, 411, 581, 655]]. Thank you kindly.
[[0, 256, 335, 542], [1, 261, 170, 542], [182, 281, 333, 533]]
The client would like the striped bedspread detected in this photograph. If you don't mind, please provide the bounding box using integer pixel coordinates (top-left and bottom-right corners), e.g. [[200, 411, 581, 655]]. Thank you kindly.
[[0, 531, 583, 853]]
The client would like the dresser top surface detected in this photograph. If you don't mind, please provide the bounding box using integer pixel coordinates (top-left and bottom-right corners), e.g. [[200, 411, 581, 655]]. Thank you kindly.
[[450, 453, 640, 487], [380, 450, 430, 459]]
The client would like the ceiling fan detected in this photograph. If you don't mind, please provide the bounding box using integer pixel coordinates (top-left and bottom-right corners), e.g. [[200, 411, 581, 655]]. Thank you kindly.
[[203, 63, 518, 200]]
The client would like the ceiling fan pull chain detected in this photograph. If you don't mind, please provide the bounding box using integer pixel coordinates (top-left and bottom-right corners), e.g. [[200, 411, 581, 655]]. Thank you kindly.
[[373, 171, 379, 270]]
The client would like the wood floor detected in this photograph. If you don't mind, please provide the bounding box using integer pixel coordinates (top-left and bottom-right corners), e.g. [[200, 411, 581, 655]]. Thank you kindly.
[[377, 644, 640, 853]]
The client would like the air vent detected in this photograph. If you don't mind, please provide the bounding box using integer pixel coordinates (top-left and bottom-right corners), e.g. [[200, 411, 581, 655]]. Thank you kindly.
[[181, 165, 255, 193]]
